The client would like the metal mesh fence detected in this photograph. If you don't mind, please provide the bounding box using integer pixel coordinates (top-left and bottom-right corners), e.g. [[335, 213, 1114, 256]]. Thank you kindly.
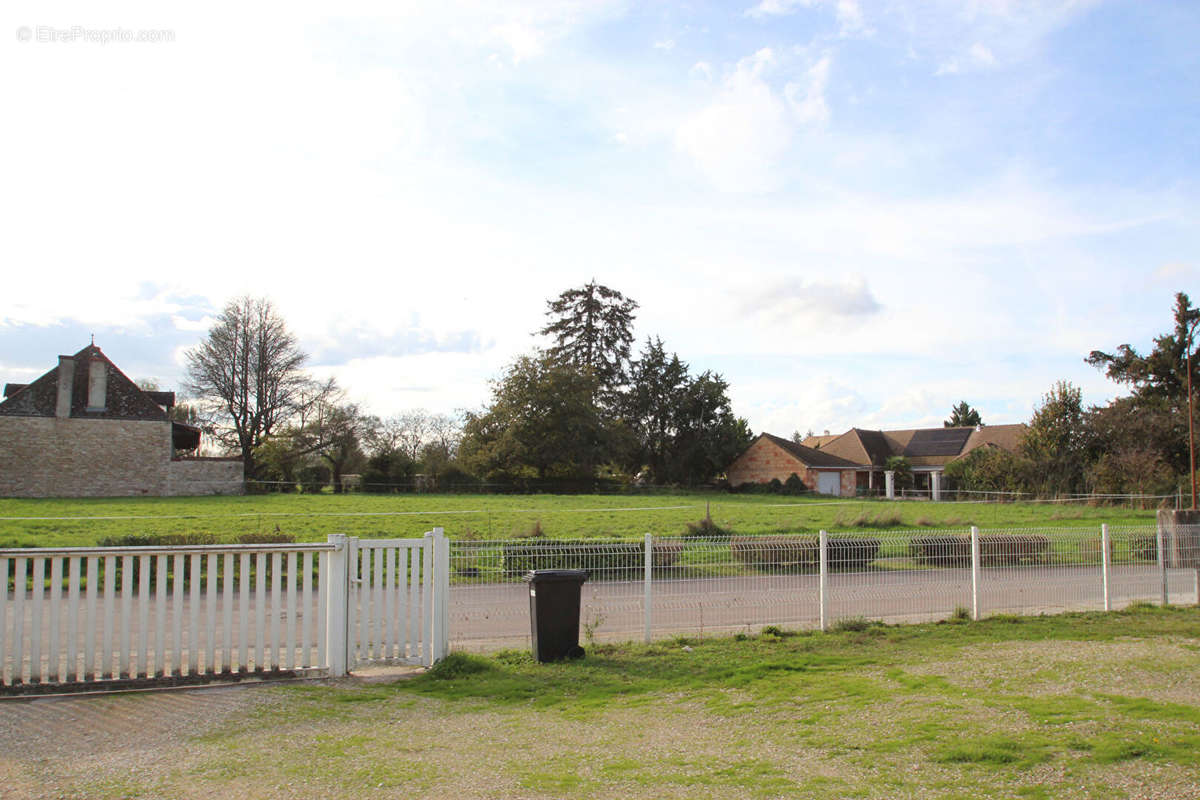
[[446, 524, 1200, 651]]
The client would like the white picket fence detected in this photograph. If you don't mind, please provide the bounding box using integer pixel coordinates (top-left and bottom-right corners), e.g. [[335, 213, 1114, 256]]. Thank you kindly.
[[0, 530, 450, 692]]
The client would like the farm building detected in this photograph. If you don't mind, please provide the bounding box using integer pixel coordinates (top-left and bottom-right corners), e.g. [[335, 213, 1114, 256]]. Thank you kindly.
[[726, 424, 1025, 498], [0, 343, 243, 498]]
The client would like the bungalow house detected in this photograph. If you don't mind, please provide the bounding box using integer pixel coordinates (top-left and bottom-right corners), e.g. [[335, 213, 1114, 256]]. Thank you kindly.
[[0, 343, 243, 497], [727, 424, 1025, 498]]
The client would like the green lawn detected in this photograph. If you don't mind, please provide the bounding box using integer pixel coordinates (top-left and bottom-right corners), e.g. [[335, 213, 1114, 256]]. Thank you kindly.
[[16, 605, 1200, 799], [0, 491, 1159, 548]]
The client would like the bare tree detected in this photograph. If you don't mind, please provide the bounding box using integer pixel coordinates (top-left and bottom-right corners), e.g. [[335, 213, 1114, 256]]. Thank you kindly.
[[185, 296, 313, 479]]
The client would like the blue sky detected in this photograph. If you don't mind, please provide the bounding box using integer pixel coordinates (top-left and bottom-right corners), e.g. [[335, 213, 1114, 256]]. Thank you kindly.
[[2, 0, 1198, 437]]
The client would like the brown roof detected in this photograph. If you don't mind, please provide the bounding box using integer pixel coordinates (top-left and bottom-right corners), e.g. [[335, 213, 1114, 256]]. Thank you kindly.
[[0, 344, 169, 422], [759, 423, 1026, 469], [801, 434, 840, 449], [761, 433, 862, 469], [962, 423, 1026, 456]]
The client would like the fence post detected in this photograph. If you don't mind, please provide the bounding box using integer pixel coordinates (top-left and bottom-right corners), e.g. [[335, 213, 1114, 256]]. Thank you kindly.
[[643, 533, 653, 644], [1101, 524, 1111, 612], [819, 530, 829, 631], [325, 535, 349, 677], [970, 526, 981, 621], [425, 528, 450, 665], [1157, 525, 1169, 606]]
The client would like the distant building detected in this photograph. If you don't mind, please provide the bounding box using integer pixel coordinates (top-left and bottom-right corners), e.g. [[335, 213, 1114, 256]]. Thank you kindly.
[[0, 344, 243, 497], [726, 424, 1025, 498]]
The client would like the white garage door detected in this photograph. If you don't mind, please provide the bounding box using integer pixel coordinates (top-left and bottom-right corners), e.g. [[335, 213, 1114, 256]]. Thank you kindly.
[[817, 471, 841, 496]]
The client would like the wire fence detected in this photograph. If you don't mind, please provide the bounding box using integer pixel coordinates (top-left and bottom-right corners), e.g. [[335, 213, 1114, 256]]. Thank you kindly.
[[446, 524, 1200, 651]]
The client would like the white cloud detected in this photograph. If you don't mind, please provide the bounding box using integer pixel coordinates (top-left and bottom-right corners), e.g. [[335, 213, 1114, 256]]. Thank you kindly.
[[785, 53, 832, 124], [744, 0, 817, 20], [675, 48, 792, 192], [739, 277, 881, 324], [969, 42, 996, 65], [689, 61, 713, 81], [834, 0, 865, 34], [653, 38, 675, 51]]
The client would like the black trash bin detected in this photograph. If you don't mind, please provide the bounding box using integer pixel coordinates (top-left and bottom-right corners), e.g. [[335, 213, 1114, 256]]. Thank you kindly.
[[525, 569, 590, 662]]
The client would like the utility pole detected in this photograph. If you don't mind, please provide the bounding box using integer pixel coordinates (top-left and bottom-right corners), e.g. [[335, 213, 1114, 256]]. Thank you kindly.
[[1189, 315, 1198, 510]]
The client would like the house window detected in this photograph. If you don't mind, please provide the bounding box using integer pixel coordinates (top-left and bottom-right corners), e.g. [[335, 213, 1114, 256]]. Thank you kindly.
[[87, 359, 107, 411]]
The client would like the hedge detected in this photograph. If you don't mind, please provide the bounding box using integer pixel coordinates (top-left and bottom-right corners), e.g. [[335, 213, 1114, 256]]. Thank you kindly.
[[731, 536, 880, 573], [502, 539, 683, 579], [908, 534, 1050, 567]]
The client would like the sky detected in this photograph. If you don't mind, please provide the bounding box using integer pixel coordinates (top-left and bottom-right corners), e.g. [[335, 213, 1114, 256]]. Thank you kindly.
[[2, 0, 1198, 439]]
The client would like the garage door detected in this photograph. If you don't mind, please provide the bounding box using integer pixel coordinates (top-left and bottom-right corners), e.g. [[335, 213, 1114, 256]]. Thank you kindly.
[[817, 471, 841, 496]]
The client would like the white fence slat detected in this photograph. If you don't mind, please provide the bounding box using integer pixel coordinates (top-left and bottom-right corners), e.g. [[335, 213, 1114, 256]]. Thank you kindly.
[[155, 554, 167, 677], [223, 553, 233, 673], [316, 551, 328, 668], [239, 553, 251, 672], [189, 553, 201, 675], [271, 552, 282, 670], [408, 547, 421, 660], [397, 548, 409, 658], [345, 539, 357, 670], [67, 557, 81, 682], [119, 555, 134, 679], [286, 551, 297, 670], [302, 552, 313, 668], [0, 558, 9, 684], [30, 557, 44, 682], [12, 559, 26, 683], [358, 546, 372, 662], [373, 546, 384, 661], [206, 553, 218, 674], [421, 538, 433, 664], [172, 554, 184, 676], [85, 558, 97, 680], [383, 547, 395, 660], [48, 557, 62, 682], [137, 555, 150, 678], [255, 552, 266, 671]]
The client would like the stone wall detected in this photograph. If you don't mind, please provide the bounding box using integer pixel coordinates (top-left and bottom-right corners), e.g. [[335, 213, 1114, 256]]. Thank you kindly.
[[0, 416, 170, 497], [167, 458, 245, 496]]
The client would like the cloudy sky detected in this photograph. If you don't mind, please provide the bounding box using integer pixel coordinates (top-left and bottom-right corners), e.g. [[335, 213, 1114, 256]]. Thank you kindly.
[[2, 0, 1197, 437]]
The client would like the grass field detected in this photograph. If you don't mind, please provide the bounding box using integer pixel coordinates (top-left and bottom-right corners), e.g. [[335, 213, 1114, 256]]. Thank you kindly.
[[6, 605, 1199, 799], [0, 492, 1160, 548]]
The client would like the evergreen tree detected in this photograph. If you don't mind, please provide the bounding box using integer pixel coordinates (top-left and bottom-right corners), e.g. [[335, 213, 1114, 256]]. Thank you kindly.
[[539, 281, 638, 403], [944, 401, 983, 428]]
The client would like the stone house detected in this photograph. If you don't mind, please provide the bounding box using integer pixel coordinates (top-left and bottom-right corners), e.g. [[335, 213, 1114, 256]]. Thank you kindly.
[[0, 344, 244, 497], [727, 424, 1025, 498]]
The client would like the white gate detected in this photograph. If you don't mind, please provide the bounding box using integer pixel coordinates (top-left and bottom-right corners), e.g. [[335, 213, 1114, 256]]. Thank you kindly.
[[345, 531, 449, 669], [1, 529, 450, 693]]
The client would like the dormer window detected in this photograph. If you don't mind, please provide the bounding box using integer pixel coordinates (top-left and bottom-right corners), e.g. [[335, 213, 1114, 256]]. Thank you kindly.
[[86, 358, 107, 412]]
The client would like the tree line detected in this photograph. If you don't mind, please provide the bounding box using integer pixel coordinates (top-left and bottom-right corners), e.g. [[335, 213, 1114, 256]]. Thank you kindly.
[[182, 285, 753, 492], [944, 293, 1197, 501]]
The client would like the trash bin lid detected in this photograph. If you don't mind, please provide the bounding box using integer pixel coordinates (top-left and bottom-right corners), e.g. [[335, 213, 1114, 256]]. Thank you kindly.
[[524, 569, 590, 583]]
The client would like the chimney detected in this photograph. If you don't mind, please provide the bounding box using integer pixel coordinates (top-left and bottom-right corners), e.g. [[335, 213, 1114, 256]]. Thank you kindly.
[[55, 356, 74, 418]]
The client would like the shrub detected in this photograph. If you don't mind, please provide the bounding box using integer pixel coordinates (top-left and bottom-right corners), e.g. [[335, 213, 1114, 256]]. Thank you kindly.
[[732, 536, 818, 573], [768, 478, 784, 494], [296, 464, 330, 494], [832, 616, 872, 632], [1130, 535, 1158, 562], [731, 535, 880, 573], [684, 517, 733, 539], [783, 473, 806, 495], [501, 539, 683, 579], [909, 534, 971, 567], [909, 534, 1050, 567], [828, 537, 881, 570]]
